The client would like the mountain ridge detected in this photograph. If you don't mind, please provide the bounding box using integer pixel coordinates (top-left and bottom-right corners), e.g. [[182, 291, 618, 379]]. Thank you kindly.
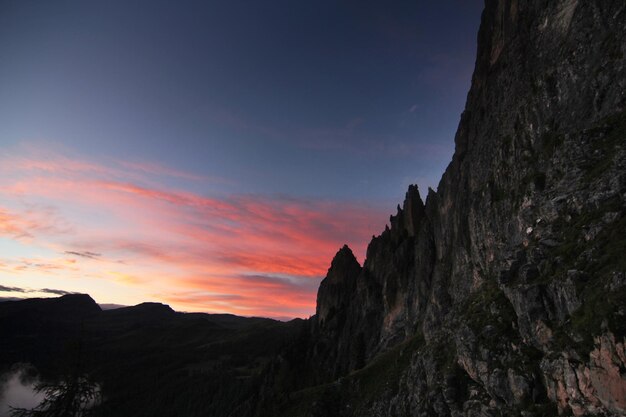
[[272, 1, 626, 415]]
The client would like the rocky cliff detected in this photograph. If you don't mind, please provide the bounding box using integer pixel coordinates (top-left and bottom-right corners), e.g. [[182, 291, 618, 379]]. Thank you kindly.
[[277, 1, 626, 416]]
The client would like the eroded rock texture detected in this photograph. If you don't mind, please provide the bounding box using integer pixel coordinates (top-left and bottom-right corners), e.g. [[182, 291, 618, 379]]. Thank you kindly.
[[289, 1, 626, 416]]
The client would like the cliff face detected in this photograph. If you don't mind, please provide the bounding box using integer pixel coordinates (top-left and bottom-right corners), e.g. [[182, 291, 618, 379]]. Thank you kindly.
[[305, 1, 626, 416]]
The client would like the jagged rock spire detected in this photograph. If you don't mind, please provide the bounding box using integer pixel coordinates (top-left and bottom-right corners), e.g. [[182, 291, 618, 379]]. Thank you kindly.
[[315, 244, 362, 326], [389, 184, 426, 238]]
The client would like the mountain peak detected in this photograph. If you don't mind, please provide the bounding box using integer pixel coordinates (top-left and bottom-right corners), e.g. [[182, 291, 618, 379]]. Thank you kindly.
[[315, 245, 362, 326], [0, 293, 101, 320], [330, 244, 358, 270], [388, 184, 426, 238]]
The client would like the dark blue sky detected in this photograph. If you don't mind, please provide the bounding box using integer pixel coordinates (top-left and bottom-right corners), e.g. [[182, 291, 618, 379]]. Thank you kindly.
[[1, 0, 485, 316], [0, 0, 483, 203]]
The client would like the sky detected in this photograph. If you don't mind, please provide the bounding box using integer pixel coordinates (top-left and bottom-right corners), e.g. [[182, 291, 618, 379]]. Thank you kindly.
[[0, 0, 484, 319]]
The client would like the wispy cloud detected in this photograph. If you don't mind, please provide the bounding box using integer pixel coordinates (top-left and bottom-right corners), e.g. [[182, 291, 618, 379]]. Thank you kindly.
[[0, 208, 34, 239], [0, 285, 27, 293], [295, 123, 450, 159], [0, 206, 70, 241], [0, 146, 386, 317], [0, 285, 74, 296], [117, 160, 233, 184], [161, 273, 320, 318], [65, 251, 101, 259], [191, 104, 447, 161], [3, 256, 79, 274], [40, 288, 74, 295]]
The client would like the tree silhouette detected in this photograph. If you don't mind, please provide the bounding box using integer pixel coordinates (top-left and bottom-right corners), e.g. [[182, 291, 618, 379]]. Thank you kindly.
[[11, 331, 101, 417], [9, 374, 101, 417]]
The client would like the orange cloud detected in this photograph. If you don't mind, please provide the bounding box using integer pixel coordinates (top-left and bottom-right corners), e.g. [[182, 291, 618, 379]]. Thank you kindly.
[[161, 274, 319, 319], [0, 208, 33, 239]]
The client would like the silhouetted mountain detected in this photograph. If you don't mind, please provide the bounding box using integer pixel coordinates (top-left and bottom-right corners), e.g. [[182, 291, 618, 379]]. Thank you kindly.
[[0, 293, 101, 320], [0, 295, 301, 417]]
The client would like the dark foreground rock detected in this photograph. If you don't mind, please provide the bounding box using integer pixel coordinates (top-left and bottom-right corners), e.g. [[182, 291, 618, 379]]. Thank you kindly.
[[258, 1, 626, 416]]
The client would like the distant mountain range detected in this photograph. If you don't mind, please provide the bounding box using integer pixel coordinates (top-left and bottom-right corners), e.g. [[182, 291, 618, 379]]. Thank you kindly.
[[0, 294, 301, 416]]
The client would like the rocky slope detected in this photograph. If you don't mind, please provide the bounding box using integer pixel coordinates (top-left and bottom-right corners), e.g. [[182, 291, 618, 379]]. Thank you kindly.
[[270, 1, 626, 416]]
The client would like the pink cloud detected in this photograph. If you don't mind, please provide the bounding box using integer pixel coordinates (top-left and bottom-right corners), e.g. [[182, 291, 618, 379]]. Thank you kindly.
[[0, 256, 79, 274], [0, 206, 71, 240], [0, 147, 387, 317], [0, 208, 34, 239]]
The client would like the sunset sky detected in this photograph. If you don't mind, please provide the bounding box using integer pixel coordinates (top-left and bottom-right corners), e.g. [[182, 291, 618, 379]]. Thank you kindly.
[[0, 0, 483, 319]]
